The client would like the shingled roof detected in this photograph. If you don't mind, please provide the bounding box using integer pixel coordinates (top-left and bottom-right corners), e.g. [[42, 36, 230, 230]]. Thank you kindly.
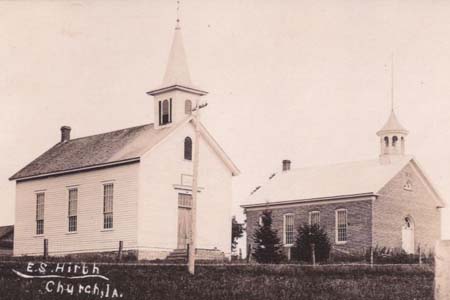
[[10, 123, 172, 181], [242, 156, 444, 208]]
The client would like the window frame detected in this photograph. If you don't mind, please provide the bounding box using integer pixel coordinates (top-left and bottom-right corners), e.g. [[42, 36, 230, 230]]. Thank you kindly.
[[103, 183, 114, 230], [178, 193, 193, 208], [35, 192, 45, 236], [185, 99, 192, 115], [159, 98, 173, 126], [335, 209, 348, 244], [309, 210, 320, 226], [67, 188, 78, 233], [283, 213, 295, 247], [184, 136, 192, 161]]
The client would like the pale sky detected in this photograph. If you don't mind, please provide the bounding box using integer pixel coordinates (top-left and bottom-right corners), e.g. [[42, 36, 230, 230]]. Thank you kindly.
[[1, 0, 450, 237]]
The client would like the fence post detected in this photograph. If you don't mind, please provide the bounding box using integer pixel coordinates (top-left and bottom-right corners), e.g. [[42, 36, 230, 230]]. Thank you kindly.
[[239, 248, 242, 260], [186, 243, 190, 263], [311, 243, 316, 267], [118, 241, 123, 261], [246, 243, 251, 263], [418, 245, 422, 265], [370, 246, 374, 267], [43, 239, 48, 260]]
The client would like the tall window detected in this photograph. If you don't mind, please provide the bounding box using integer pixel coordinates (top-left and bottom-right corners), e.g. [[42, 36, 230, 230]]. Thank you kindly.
[[384, 136, 389, 147], [283, 214, 295, 246], [185, 100, 192, 115], [68, 188, 78, 232], [36, 193, 45, 235], [103, 183, 114, 229], [184, 137, 192, 160], [159, 99, 172, 125], [309, 211, 320, 226], [336, 209, 348, 243]]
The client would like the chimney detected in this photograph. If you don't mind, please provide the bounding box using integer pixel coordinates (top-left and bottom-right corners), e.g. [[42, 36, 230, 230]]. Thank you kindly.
[[282, 159, 291, 171], [60, 126, 71, 142]]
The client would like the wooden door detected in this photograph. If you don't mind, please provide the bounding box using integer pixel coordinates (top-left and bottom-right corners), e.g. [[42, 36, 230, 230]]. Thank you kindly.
[[177, 207, 192, 249]]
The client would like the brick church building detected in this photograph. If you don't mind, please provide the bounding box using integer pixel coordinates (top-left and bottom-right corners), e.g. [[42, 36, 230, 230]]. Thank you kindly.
[[242, 110, 444, 257]]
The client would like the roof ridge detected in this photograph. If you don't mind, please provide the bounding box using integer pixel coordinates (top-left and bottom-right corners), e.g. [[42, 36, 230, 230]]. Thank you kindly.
[[286, 156, 413, 172], [66, 123, 154, 143]]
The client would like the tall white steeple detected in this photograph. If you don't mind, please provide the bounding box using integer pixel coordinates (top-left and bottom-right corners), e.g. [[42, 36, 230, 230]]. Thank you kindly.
[[147, 16, 207, 129]]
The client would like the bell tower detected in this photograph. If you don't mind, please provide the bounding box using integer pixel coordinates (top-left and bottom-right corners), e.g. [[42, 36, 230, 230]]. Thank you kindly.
[[377, 109, 409, 163], [147, 19, 207, 129]]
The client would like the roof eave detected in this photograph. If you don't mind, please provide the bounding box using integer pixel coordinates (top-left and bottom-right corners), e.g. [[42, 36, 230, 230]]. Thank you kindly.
[[241, 192, 377, 209], [10, 157, 140, 182], [147, 85, 208, 96], [376, 129, 409, 136]]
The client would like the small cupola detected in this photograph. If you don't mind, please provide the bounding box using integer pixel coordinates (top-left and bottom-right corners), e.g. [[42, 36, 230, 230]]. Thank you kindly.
[[377, 110, 408, 160]]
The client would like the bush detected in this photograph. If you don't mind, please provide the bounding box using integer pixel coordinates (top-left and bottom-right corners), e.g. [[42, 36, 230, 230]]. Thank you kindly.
[[292, 223, 331, 262], [252, 210, 284, 263]]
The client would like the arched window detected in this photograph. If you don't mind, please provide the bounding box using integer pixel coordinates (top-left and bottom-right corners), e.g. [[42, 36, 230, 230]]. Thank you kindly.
[[185, 100, 192, 115], [384, 136, 389, 147], [184, 137, 192, 160], [392, 136, 398, 147], [159, 99, 172, 125]]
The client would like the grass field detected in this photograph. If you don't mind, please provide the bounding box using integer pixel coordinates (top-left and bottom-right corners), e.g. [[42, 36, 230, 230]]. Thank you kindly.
[[0, 262, 434, 300]]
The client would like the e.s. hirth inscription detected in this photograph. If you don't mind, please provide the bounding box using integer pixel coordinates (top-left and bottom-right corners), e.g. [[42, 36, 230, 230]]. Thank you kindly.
[[13, 262, 124, 298]]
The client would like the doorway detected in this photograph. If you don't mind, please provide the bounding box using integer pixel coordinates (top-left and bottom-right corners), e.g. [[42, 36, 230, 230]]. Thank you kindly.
[[177, 194, 193, 249], [401, 216, 415, 254]]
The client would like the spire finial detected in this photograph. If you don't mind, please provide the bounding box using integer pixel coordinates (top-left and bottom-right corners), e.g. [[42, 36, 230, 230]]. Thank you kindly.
[[391, 53, 394, 113], [176, 0, 181, 29]]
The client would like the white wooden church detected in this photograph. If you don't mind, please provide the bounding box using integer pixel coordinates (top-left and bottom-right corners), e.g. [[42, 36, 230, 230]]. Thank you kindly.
[[10, 20, 239, 260]]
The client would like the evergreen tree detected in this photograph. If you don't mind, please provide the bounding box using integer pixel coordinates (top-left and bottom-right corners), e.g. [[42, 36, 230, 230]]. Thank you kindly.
[[231, 216, 244, 252], [292, 223, 331, 262], [252, 210, 284, 263]]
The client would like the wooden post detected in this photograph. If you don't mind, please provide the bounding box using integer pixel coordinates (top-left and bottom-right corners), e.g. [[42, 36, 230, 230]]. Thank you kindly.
[[188, 100, 201, 275], [311, 243, 316, 266], [239, 248, 242, 260], [370, 247, 374, 267], [118, 241, 123, 261], [186, 243, 190, 262], [419, 246, 422, 265], [43, 239, 48, 260], [246, 243, 251, 263]]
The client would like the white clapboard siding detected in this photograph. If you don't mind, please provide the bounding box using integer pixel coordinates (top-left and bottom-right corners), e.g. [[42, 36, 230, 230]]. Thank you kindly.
[[138, 121, 233, 256], [14, 163, 139, 256]]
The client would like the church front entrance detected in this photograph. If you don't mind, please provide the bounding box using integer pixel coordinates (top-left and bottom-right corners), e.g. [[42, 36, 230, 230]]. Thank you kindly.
[[177, 194, 193, 249], [401, 216, 415, 254]]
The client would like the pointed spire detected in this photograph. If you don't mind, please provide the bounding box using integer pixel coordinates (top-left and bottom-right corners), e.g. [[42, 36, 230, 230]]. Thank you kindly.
[[391, 53, 394, 112], [161, 3, 192, 88], [377, 110, 408, 136]]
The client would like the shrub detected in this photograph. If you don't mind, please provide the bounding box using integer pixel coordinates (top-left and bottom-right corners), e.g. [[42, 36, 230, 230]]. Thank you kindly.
[[252, 210, 284, 263], [292, 223, 331, 262]]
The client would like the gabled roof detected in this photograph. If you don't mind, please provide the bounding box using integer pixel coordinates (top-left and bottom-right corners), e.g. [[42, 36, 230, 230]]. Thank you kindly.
[[10, 123, 173, 181], [10, 117, 239, 181], [241, 156, 444, 208]]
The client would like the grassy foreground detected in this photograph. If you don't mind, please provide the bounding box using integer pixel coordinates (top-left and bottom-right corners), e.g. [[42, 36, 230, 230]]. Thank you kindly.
[[0, 262, 433, 300]]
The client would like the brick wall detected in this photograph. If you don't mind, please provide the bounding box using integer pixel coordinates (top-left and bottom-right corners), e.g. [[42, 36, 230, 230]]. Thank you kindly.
[[373, 162, 441, 253], [245, 199, 372, 255]]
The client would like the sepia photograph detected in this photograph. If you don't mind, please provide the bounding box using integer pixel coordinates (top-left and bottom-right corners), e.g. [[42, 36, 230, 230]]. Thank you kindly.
[[1, 0, 450, 299]]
